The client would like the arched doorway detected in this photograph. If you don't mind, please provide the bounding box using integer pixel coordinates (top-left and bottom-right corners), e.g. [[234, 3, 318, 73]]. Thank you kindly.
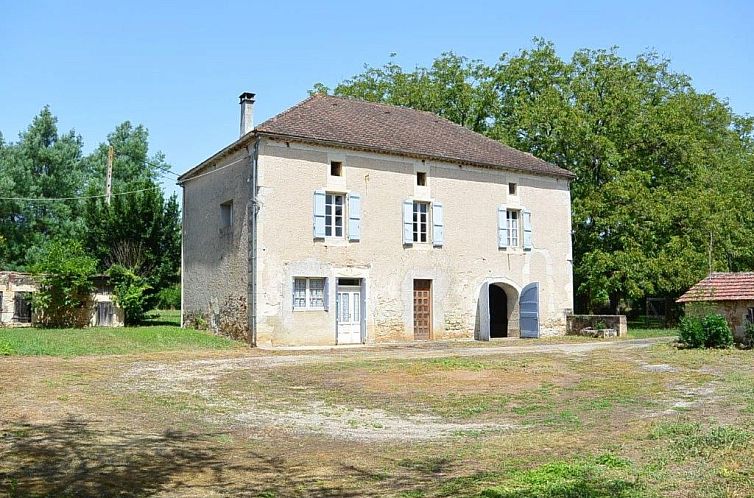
[[476, 280, 520, 341], [489, 284, 508, 338]]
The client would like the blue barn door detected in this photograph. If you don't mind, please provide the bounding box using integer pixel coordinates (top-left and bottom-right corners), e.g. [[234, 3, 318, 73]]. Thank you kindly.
[[519, 282, 539, 338]]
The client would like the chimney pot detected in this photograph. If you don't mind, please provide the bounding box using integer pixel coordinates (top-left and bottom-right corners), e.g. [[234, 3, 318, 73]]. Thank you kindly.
[[239, 92, 255, 137]]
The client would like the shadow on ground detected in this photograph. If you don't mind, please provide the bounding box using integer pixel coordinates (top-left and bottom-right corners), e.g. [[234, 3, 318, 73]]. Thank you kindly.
[[0, 417, 644, 497], [0, 417, 365, 497]]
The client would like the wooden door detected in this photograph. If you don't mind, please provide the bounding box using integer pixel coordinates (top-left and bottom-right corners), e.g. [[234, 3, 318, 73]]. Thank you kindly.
[[413, 280, 432, 340]]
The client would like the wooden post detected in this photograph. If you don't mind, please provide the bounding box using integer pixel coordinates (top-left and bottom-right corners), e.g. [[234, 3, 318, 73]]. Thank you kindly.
[[105, 145, 114, 205]]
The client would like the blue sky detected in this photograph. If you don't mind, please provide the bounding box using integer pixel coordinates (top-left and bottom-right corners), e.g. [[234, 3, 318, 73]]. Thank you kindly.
[[2, 0, 752, 199]]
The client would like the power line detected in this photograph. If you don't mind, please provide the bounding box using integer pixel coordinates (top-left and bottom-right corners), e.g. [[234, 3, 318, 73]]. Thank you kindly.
[[0, 157, 240, 201], [0, 185, 160, 202]]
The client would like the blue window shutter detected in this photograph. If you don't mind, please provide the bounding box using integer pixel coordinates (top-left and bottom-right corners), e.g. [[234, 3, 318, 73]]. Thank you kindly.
[[348, 193, 361, 242], [402, 200, 413, 245], [432, 201, 444, 247], [313, 189, 326, 238], [523, 208, 532, 250], [497, 205, 508, 249]]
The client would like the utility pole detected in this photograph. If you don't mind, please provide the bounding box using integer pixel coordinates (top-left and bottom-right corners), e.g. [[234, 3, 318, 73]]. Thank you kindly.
[[708, 230, 713, 274], [105, 145, 113, 205]]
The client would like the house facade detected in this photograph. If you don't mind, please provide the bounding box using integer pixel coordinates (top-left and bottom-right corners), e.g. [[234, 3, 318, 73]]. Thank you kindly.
[[179, 94, 574, 346], [677, 272, 754, 342]]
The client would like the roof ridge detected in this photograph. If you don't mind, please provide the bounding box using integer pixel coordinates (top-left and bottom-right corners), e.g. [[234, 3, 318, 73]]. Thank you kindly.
[[183, 92, 575, 181]]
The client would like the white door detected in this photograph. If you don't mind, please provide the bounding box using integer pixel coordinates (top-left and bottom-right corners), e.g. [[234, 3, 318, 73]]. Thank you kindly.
[[337, 285, 362, 344]]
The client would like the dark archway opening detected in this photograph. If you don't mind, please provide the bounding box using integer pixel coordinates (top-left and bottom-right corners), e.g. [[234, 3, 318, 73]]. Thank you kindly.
[[489, 284, 508, 338]]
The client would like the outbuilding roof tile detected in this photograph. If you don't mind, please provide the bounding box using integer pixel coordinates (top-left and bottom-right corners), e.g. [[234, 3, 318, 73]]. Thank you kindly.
[[677, 272, 754, 302]]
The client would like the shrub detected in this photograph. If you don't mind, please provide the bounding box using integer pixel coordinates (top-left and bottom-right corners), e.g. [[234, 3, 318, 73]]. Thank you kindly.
[[107, 264, 152, 325], [701, 313, 733, 348], [678, 316, 706, 348], [155, 284, 180, 310], [678, 313, 732, 349], [30, 240, 97, 328], [744, 321, 754, 349]]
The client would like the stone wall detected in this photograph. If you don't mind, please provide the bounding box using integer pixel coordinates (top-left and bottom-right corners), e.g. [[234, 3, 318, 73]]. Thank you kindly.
[[566, 314, 628, 337], [707, 300, 754, 342]]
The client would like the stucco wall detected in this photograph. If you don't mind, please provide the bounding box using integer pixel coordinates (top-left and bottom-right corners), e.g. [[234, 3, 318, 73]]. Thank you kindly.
[[181, 148, 250, 329], [251, 139, 573, 346]]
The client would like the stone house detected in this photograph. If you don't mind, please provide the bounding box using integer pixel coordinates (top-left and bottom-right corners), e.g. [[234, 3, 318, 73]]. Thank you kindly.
[[677, 272, 754, 341], [178, 93, 575, 346], [0, 271, 124, 327]]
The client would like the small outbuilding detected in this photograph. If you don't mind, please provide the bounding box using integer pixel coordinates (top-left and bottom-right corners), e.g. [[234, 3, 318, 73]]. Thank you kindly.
[[0, 271, 124, 328], [677, 272, 754, 342]]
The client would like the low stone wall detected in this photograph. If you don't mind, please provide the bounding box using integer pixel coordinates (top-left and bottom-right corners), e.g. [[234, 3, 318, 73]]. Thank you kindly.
[[566, 315, 628, 337]]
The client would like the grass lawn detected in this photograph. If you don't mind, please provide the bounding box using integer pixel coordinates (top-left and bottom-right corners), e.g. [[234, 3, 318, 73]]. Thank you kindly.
[[626, 327, 678, 339], [0, 310, 243, 357]]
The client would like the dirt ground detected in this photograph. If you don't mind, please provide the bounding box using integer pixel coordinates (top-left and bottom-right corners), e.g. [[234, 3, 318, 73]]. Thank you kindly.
[[1, 337, 753, 497]]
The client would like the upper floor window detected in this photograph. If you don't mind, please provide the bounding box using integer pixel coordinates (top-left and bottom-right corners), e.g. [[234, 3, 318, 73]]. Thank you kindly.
[[325, 193, 344, 237], [417, 172, 427, 186], [220, 200, 233, 228], [413, 202, 429, 243], [506, 209, 519, 247], [508, 182, 517, 195], [330, 161, 343, 177]]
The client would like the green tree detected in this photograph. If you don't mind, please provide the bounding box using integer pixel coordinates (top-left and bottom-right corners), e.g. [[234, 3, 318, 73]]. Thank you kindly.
[[0, 108, 85, 269], [317, 40, 754, 312], [83, 121, 171, 189], [30, 239, 98, 328], [81, 121, 181, 312], [83, 179, 180, 311]]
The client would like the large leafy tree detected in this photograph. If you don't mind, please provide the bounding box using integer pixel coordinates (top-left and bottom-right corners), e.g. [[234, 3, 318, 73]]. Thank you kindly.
[[315, 40, 754, 312], [82, 123, 180, 309], [0, 111, 181, 316], [0, 108, 86, 269]]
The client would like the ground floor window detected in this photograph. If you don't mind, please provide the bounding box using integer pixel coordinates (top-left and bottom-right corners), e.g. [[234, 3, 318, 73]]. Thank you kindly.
[[293, 278, 326, 310]]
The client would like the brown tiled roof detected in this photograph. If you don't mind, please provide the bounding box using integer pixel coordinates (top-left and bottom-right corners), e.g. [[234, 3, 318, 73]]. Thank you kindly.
[[677, 272, 754, 302], [254, 94, 573, 179]]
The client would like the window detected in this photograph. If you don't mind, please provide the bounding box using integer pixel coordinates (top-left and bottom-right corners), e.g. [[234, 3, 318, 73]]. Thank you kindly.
[[413, 202, 429, 243], [220, 200, 233, 228], [508, 182, 517, 195], [747, 308, 754, 324], [330, 161, 343, 176], [417, 172, 427, 186], [325, 193, 345, 237], [507, 209, 519, 247], [293, 278, 326, 310]]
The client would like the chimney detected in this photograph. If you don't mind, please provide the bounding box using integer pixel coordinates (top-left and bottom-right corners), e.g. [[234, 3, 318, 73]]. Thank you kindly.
[[239, 92, 255, 137]]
